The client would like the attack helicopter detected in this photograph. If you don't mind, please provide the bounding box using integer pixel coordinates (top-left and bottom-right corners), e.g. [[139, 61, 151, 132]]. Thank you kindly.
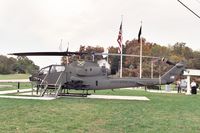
[[10, 51, 186, 97]]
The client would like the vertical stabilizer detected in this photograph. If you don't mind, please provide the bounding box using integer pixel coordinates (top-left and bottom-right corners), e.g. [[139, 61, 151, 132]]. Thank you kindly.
[[161, 62, 185, 84]]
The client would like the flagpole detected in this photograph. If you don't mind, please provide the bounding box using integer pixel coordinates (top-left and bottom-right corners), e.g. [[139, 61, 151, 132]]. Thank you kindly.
[[139, 37, 142, 78], [120, 16, 123, 78], [120, 44, 123, 78], [139, 22, 142, 79]]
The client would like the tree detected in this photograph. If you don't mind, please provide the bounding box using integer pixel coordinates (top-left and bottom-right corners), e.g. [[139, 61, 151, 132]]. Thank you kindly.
[[0, 55, 18, 74], [14, 56, 39, 74], [108, 46, 119, 74]]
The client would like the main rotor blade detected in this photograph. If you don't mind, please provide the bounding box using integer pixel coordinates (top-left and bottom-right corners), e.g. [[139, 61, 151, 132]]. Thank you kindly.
[[9, 52, 88, 56]]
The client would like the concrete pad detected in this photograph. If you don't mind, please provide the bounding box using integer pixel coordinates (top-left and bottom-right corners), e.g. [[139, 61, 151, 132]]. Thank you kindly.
[[146, 90, 179, 94], [18, 91, 38, 96], [20, 91, 150, 101], [0, 95, 55, 100], [120, 87, 144, 90], [87, 95, 149, 101]]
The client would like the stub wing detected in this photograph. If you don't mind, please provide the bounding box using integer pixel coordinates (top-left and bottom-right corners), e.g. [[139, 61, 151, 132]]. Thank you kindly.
[[136, 80, 159, 86]]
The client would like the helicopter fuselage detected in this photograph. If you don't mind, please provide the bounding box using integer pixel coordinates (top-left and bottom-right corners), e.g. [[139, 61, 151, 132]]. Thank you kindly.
[[30, 60, 185, 91]]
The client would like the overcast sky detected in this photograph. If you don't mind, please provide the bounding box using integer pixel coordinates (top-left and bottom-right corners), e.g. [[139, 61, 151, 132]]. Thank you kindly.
[[0, 0, 200, 68]]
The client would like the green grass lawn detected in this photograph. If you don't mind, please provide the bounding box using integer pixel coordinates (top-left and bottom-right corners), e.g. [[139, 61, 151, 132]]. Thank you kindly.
[[0, 90, 200, 133]]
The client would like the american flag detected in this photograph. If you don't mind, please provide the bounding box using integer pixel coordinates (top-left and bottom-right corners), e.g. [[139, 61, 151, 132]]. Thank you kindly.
[[117, 22, 123, 53]]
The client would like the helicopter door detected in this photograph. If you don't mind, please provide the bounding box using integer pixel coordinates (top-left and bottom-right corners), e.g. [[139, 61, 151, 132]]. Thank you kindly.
[[45, 65, 66, 85], [37, 66, 50, 81]]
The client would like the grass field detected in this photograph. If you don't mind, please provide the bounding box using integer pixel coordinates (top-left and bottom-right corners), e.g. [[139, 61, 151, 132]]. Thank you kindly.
[[0, 89, 200, 133]]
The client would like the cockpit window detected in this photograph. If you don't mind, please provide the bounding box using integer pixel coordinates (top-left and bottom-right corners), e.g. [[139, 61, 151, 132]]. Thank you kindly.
[[39, 67, 50, 75], [50, 66, 65, 73]]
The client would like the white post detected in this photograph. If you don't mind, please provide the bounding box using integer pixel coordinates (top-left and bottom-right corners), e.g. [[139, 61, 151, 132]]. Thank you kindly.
[[92, 54, 95, 62], [139, 37, 142, 78], [159, 64, 161, 90], [151, 61, 153, 79], [31, 82, 33, 96], [107, 48, 109, 63], [186, 75, 191, 95]]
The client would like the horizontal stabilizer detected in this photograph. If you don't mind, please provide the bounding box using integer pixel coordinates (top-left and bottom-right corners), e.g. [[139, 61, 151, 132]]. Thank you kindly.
[[162, 57, 175, 66]]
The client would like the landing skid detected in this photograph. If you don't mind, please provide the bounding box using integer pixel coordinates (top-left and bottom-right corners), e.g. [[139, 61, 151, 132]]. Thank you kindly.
[[59, 88, 93, 97], [58, 93, 91, 97]]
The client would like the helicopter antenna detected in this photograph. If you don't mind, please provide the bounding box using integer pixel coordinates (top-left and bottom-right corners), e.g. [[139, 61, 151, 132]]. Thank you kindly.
[[66, 42, 70, 64], [177, 0, 200, 20], [66, 42, 69, 52], [59, 39, 63, 52]]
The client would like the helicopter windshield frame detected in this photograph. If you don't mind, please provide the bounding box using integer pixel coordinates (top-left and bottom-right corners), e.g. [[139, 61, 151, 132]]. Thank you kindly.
[[38, 65, 65, 75]]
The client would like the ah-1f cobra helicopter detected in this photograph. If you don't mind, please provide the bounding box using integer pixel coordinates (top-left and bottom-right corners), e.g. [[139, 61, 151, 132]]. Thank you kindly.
[[10, 51, 185, 97]]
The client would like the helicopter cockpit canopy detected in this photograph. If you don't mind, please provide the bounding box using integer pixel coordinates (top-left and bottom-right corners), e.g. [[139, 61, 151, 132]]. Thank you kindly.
[[30, 65, 65, 82], [38, 65, 65, 75]]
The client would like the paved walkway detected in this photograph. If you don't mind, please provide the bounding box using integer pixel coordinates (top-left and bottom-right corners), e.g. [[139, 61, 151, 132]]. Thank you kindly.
[[87, 95, 150, 101], [0, 88, 55, 100], [0, 95, 55, 100], [0, 79, 30, 83], [0, 85, 13, 88], [0, 88, 32, 94], [146, 89, 181, 94]]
